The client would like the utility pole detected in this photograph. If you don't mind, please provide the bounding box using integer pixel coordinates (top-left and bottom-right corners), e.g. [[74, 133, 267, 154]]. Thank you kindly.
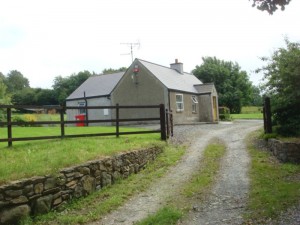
[[121, 42, 140, 62]]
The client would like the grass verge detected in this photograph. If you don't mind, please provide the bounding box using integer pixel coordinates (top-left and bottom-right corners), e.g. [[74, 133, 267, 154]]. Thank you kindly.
[[245, 131, 300, 222], [0, 126, 162, 185], [21, 144, 186, 225], [136, 140, 226, 225]]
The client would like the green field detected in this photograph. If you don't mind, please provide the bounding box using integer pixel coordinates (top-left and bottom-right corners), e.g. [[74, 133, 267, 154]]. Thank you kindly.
[[0, 126, 162, 185], [231, 106, 263, 120]]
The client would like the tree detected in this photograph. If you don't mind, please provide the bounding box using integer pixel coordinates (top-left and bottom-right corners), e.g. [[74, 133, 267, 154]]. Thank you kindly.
[[193, 57, 253, 113], [52, 70, 92, 105], [12, 88, 37, 105], [0, 77, 11, 121], [5, 70, 30, 93], [258, 39, 300, 136], [102, 67, 127, 74], [251, 0, 292, 14]]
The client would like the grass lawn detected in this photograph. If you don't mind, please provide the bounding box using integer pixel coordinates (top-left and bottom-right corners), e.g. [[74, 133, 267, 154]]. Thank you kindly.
[[0, 126, 163, 185], [231, 113, 263, 120], [245, 131, 300, 222], [230, 106, 263, 120]]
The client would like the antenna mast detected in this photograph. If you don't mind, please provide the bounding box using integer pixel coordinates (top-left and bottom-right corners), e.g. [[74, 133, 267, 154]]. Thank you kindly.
[[121, 42, 140, 62]]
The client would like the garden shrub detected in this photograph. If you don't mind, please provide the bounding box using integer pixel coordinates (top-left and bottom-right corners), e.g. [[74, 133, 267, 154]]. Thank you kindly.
[[219, 107, 231, 121]]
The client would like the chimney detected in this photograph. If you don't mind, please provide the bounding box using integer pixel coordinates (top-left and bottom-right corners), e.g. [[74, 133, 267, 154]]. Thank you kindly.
[[170, 59, 183, 74]]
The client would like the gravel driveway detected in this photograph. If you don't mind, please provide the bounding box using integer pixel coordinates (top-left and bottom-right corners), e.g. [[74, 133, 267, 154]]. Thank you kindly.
[[89, 120, 263, 225]]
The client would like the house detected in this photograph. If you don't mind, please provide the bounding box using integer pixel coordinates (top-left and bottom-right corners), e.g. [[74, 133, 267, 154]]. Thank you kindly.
[[66, 59, 219, 125]]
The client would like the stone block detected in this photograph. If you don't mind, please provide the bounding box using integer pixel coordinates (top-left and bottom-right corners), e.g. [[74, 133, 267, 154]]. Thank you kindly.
[[34, 183, 44, 194], [10, 195, 28, 204], [23, 184, 34, 195], [33, 195, 53, 215], [44, 177, 56, 190], [78, 167, 90, 175], [5, 189, 22, 198], [66, 180, 78, 189], [101, 172, 112, 187], [81, 176, 96, 196], [53, 196, 62, 206], [0, 204, 30, 225]]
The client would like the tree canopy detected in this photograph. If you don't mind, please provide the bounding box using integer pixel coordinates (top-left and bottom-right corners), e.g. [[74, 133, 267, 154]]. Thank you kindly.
[[4, 70, 30, 93], [193, 57, 255, 113], [52, 70, 92, 105], [251, 0, 292, 14], [102, 67, 127, 74], [0, 77, 11, 120], [258, 38, 300, 136]]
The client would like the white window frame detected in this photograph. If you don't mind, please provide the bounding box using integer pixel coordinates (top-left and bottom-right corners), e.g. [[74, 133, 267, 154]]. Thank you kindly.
[[176, 94, 184, 112], [191, 95, 198, 113], [78, 102, 86, 114]]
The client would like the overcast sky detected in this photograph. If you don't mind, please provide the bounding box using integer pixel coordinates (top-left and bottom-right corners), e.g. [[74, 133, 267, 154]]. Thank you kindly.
[[1, 0, 299, 89]]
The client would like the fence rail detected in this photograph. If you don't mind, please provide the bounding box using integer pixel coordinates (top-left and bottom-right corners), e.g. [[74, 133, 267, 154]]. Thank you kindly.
[[0, 104, 171, 147]]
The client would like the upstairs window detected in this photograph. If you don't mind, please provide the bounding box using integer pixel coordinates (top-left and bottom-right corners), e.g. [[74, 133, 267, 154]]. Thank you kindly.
[[176, 94, 184, 112], [78, 102, 86, 114], [191, 95, 198, 113]]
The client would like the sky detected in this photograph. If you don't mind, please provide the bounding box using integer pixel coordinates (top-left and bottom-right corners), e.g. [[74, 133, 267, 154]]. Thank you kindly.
[[0, 0, 299, 89]]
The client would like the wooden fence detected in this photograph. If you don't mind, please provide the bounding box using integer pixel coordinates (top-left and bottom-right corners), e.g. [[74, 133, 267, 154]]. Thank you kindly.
[[0, 104, 172, 147]]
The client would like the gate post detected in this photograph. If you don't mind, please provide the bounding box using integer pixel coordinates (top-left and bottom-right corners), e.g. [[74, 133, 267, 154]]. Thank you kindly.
[[116, 104, 120, 138], [264, 97, 272, 134], [160, 104, 166, 141], [166, 108, 169, 138]]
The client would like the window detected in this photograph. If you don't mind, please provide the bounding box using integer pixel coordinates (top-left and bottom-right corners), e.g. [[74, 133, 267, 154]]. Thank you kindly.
[[191, 95, 198, 113], [176, 94, 184, 111], [78, 102, 86, 114]]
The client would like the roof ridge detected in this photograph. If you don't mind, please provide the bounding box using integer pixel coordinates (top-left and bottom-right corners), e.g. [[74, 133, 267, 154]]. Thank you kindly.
[[136, 58, 192, 75]]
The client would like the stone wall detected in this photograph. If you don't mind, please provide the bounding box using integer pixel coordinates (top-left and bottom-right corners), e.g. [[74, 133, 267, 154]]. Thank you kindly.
[[267, 139, 300, 163], [0, 147, 162, 225]]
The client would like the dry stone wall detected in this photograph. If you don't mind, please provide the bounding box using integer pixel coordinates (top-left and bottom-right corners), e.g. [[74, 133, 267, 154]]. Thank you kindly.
[[0, 147, 162, 225], [267, 139, 300, 163]]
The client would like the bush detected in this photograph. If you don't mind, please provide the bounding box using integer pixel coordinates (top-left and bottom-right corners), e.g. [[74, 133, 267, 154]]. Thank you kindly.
[[219, 107, 231, 121]]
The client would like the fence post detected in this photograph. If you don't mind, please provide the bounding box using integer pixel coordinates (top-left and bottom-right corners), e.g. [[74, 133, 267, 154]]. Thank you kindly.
[[264, 97, 272, 134], [160, 104, 166, 141], [7, 107, 12, 147], [116, 104, 119, 138], [60, 106, 65, 138], [170, 109, 173, 137], [166, 108, 169, 138]]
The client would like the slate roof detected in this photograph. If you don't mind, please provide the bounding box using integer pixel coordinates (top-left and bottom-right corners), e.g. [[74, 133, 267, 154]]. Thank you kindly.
[[66, 72, 124, 100], [138, 59, 203, 93]]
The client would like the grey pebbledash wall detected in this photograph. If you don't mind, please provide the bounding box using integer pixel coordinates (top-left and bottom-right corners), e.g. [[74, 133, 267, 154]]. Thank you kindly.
[[0, 147, 162, 225], [267, 139, 300, 163]]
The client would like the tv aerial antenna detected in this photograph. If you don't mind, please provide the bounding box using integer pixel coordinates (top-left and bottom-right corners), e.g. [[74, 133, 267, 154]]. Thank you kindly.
[[120, 41, 140, 62]]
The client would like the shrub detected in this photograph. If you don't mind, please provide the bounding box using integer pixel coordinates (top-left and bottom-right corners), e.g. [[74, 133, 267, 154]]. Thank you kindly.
[[219, 107, 231, 121]]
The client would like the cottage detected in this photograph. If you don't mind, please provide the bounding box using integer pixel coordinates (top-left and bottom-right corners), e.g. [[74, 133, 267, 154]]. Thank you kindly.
[[66, 59, 219, 125]]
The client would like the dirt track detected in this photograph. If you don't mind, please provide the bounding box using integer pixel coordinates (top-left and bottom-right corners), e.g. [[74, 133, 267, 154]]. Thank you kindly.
[[88, 120, 263, 225]]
